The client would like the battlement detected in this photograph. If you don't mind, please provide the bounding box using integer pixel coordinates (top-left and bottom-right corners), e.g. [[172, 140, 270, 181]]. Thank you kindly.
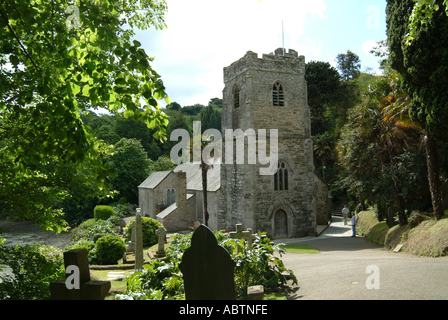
[[224, 48, 305, 83]]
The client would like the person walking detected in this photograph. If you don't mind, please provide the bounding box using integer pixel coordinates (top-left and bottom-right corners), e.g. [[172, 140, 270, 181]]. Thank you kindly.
[[351, 212, 358, 237], [342, 205, 350, 225]]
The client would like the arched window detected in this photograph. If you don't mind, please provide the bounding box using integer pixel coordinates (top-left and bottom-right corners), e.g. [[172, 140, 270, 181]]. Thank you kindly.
[[273, 82, 284, 107], [274, 161, 289, 191], [167, 189, 176, 206], [233, 84, 240, 109], [171, 189, 175, 204]]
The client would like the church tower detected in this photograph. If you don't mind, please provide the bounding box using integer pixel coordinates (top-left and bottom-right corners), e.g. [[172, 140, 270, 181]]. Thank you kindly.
[[217, 48, 317, 239]]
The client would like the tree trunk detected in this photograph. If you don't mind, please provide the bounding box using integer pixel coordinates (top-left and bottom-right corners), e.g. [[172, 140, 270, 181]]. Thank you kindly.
[[201, 156, 209, 226], [424, 131, 444, 221], [388, 137, 407, 226], [376, 200, 385, 222]]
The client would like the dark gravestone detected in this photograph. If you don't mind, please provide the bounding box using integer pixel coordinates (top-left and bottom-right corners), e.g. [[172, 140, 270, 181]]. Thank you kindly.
[[179, 225, 236, 300], [49, 249, 111, 300]]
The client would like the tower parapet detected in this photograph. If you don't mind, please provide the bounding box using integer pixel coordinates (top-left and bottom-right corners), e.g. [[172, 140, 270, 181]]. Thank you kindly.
[[224, 48, 305, 83]]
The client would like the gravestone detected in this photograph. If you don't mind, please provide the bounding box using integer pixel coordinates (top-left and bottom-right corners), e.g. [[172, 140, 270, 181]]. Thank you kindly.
[[50, 249, 111, 300], [135, 209, 144, 270], [229, 224, 257, 253], [179, 225, 236, 300], [155, 226, 167, 258], [126, 220, 136, 252]]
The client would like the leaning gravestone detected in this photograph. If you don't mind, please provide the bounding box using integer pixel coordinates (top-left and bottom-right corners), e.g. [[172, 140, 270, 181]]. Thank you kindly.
[[50, 249, 110, 300], [179, 225, 236, 300]]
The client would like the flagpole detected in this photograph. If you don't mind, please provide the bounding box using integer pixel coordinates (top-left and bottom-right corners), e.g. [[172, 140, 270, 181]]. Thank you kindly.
[[282, 20, 285, 55]]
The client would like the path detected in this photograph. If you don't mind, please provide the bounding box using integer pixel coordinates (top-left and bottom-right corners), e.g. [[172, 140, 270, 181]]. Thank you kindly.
[[275, 216, 448, 300]]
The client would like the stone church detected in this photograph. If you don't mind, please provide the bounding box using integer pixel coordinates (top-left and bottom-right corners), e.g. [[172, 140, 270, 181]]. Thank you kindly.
[[138, 48, 332, 239]]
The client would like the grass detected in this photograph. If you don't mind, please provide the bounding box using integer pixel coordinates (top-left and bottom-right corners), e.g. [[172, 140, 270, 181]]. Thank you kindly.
[[282, 244, 319, 254]]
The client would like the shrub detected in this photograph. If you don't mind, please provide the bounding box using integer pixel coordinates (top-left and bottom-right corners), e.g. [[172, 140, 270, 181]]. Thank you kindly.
[[0, 244, 64, 300], [66, 239, 96, 255], [116, 231, 297, 300], [90, 235, 126, 265], [94, 205, 114, 221], [124, 217, 162, 247], [71, 218, 118, 243]]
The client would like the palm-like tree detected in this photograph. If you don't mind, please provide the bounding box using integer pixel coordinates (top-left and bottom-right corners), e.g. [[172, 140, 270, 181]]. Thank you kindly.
[[339, 71, 422, 226]]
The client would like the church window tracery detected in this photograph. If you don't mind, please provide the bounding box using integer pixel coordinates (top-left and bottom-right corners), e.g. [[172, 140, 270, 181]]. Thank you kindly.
[[273, 81, 284, 106], [274, 161, 289, 191]]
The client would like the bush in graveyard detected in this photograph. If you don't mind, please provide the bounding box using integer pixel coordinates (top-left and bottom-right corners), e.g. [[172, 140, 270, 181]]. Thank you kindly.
[[89, 235, 126, 265], [124, 217, 162, 248], [117, 231, 297, 300], [94, 205, 114, 221], [0, 244, 64, 300], [65, 239, 96, 256], [71, 218, 118, 243], [230, 234, 298, 296]]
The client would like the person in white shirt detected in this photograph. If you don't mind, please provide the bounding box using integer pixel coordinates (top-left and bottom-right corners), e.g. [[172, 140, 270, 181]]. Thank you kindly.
[[342, 205, 350, 225]]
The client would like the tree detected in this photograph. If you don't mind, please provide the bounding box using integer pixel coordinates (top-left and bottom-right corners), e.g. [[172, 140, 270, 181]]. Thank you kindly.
[[109, 138, 151, 204], [0, 0, 169, 230], [313, 132, 335, 182], [305, 61, 343, 135], [387, 0, 448, 220], [338, 70, 422, 226], [336, 50, 361, 81]]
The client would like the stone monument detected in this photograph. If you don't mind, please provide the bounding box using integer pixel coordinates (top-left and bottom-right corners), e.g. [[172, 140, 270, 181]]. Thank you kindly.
[[179, 225, 236, 300], [50, 249, 110, 300], [155, 226, 167, 258], [135, 208, 144, 270]]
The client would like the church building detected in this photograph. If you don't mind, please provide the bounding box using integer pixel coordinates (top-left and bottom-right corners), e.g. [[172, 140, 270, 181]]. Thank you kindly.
[[138, 48, 332, 239]]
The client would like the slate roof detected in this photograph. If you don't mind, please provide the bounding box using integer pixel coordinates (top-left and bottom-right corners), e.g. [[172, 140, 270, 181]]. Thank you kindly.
[[174, 162, 220, 192], [138, 161, 221, 192], [138, 171, 172, 189]]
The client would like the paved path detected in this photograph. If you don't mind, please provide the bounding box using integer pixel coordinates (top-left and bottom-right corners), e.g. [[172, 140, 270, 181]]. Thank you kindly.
[[274, 217, 448, 300]]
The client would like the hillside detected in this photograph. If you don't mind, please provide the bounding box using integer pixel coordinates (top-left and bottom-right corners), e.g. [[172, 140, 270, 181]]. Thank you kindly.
[[356, 209, 448, 257]]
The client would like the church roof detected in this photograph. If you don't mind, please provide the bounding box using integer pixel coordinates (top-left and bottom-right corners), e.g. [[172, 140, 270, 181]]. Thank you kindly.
[[138, 161, 221, 192], [138, 170, 172, 189], [174, 162, 220, 192]]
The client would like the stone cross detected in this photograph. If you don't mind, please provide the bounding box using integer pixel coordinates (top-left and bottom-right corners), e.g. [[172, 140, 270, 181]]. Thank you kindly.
[[155, 226, 167, 257], [179, 225, 236, 300], [242, 228, 257, 250], [135, 208, 144, 270], [50, 249, 111, 300], [229, 224, 257, 253]]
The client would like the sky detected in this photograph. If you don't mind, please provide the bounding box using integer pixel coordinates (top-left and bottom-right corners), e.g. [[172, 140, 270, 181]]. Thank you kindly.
[[135, 0, 388, 108]]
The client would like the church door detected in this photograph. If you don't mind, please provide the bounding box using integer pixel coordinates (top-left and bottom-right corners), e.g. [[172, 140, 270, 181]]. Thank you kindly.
[[275, 210, 288, 238]]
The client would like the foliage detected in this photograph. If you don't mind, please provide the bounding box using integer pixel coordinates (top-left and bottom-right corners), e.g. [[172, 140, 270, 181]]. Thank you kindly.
[[109, 138, 151, 204], [387, 0, 448, 221], [65, 239, 96, 255], [0, 244, 64, 300], [70, 217, 118, 243], [94, 205, 114, 221], [89, 234, 126, 265], [230, 234, 298, 296], [337, 69, 423, 225], [116, 231, 297, 300], [124, 217, 162, 248], [0, 0, 169, 231]]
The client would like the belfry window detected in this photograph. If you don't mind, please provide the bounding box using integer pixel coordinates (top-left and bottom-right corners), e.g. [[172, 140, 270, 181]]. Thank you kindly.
[[274, 161, 289, 191], [233, 84, 240, 109], [273, 82, 284, 107]]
